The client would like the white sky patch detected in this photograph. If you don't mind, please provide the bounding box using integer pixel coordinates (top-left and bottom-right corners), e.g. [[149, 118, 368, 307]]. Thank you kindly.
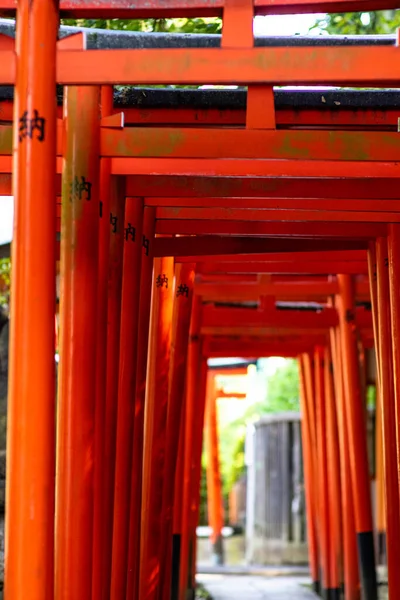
[[254, 13, 326, 36], [0, 196, 13, 245]]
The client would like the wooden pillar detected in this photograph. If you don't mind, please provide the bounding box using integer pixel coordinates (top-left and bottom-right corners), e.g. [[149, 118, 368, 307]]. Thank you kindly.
[[92, 86, 113, 600], [6, 1, 59, 597], [139, 255, 174, 600], [383, 229, 400, 590], [179, 298, 203, 600], [102, 177, 126, 598], [205, 375, 225, 566], [171, 395, 187, 600], [126, 206, 156, 600], [338, 275, 377, 600], [187, 355, 209, 594], [56, 86, 100, 599], [367, 243, 386, 564], [159, 263, 196, 600], [111, 197, 144, 599], [299, 355, 320, 595], [330, 319, 360, 600], [314, 346, 330, 596], [325, 346, 342, 599]]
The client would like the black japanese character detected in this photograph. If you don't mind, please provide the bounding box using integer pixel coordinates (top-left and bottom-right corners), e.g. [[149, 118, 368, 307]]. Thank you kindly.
[[70, 176, 92, 203], [19, 109, 45, 142], [142, 235, 149, 256], [176, 283, 189, 298], [110, 212, 118, 234], [156, 274, 169, 289], [125, 223, 136, 241], [345, 309, 355, 323], [99, 201, 103, 218]]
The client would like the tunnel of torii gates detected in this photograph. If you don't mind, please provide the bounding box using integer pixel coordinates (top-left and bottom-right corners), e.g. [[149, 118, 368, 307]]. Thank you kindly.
[[5, 0, 400, 600]]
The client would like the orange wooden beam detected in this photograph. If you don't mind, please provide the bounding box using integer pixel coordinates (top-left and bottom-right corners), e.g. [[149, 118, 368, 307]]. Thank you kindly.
[[101, 128, 400, 162], [51, 47, 400, 88]]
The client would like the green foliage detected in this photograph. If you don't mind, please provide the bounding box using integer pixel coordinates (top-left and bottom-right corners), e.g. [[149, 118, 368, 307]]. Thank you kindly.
[[219, 360, 300, 499], [312, 10, 400, 35], [263, 359, 300, 413], [198, 461, 208, 525], [0, 258, 10, 310], [61, 17, 222, 34], [367, 384, 376, 409]]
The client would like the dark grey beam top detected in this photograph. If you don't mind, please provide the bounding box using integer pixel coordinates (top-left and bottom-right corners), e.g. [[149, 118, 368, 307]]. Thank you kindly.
[[0, 18, 396, 48]]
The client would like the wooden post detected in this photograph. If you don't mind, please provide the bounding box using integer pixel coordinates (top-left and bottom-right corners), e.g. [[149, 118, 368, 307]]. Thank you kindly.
[[92, 86, 112, 600], [205, 375, 225, 566], [159, 263, 196, 599], [56, 86, 100, 599], [299, 355, 320, 595], [325, 345, 342, 599], [338, 274, 377, 600], [6, 1, 59, 597], [103, 176, 126, 598], [139, 255, 174, 600], [367, 243, 386, 565], [187, 355, 209, 594], [330, 318, 360, 600], [111, 196, 144, 600], [380, 231, 400, 593], [126, 206, 156, 600], [179, 298, 203, 600], [314, 346, 330, 596]]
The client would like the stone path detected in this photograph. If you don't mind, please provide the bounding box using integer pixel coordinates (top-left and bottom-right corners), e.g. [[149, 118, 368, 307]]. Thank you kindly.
[[197, 574, 317, 599]]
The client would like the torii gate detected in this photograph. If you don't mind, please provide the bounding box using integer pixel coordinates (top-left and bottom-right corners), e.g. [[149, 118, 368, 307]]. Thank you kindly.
[[2, 2, 400, 600]]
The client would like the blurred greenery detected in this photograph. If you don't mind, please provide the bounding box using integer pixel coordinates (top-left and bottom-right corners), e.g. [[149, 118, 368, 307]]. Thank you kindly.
[[218, 360, 300, 512], [61, 17, 222, 34], [311, 9, 400, 35], [0, 259, 10, 311]]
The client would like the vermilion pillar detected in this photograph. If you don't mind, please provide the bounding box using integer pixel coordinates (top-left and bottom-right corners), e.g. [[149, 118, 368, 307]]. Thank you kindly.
[[387, 225, 400, 477], [324, 346, 342, 599], [330, 318, 359, 600], [180, 297, 203, 600], [139, 255, 174, 600], [298, 356, 319, 596], [111, 196, 144, 600], [160, 263, 196, 600], [381, 231, 400, 593], [187, 356, 209, 594], [102, 177, 126, 599], [93, 86, 113, 600], [56, 86, 100, 599], [314, 346, 330, 596], [172, 396, 187, 600], [126, 207, 156, 600], [338, 275, 377, 600], [205, 374, 225, 566], [302, 353, 321, 594], [367, 243, 386, 563], [6, 1, 59, 597]]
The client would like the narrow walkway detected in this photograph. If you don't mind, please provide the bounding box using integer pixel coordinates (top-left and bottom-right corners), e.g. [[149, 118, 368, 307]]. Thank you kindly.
[[197, 574, 316, 599]]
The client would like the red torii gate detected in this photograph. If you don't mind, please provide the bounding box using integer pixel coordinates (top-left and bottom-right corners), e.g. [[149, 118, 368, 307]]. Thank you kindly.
[[2, 1, 400, 600]]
